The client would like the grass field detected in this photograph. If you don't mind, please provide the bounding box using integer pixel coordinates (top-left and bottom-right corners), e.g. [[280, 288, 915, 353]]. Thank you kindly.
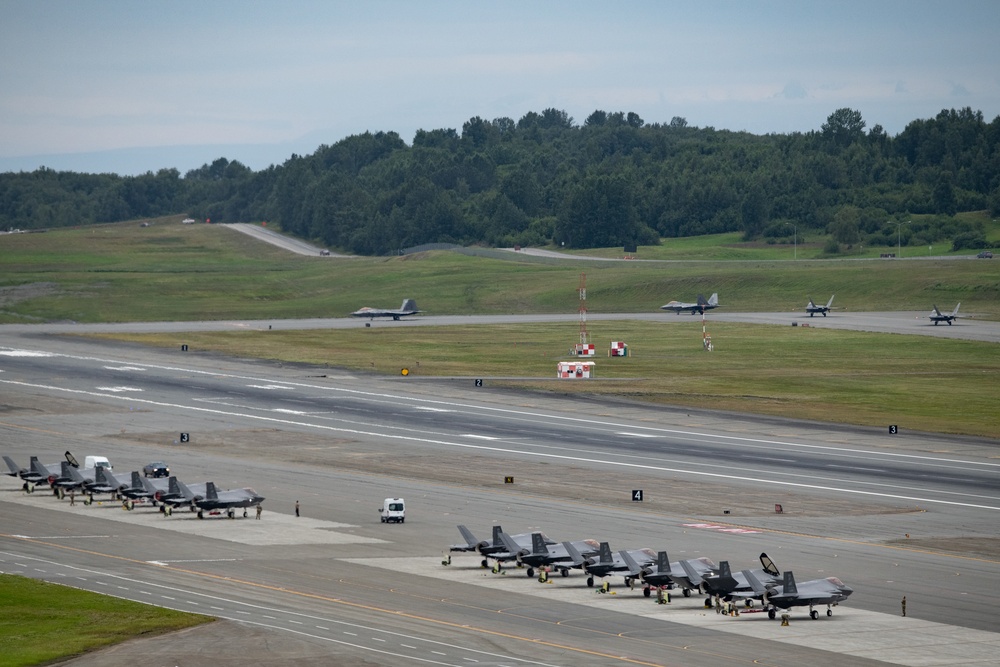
[[0, 573, 210, 667], [3, 216, 999, 436], [98, 319, 1000, 437]]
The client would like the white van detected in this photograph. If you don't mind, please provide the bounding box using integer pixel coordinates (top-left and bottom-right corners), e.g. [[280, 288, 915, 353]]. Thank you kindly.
[[379, 498, 405, 523], [84, 455, 113, 472]]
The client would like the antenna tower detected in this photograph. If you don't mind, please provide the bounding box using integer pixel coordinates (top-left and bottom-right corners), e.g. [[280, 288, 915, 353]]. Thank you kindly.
[[578, 272, 589, 346]]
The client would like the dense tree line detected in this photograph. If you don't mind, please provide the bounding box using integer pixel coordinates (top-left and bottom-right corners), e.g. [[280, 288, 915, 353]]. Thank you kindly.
[[2, 107, 999, 253]]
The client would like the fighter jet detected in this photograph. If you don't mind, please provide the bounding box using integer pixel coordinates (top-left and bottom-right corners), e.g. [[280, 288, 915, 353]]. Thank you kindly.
[[3, 455, 55, 488], [497, 532, 600, 578], [449, 525, 555, 568], [805, 295, 835, 317], [64, 466, 124, 502], [620, 550, 718, 597], [103, 471, 160, 509], [564, 541, 657, 588], [174, 480, 264, 519], [686, 554, 781, 606], [741, 569, 853, 619], [660, 293, 720, 315], [351, 299, 421, 321], [929, 303, 960, 325]]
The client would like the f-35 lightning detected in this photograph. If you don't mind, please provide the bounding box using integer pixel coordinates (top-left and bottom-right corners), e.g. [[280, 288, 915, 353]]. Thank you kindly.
[[174, 479, 264, 519], [929, 303, 960, 325], [351, 299, 421, 321], [498, 531, 600, 578], [620, 550, 718, 597], [449, 525, 556, 568], [741, 569, 854, 619], [687, 553, 781, 606], [562, 541, 658, 588], [805, 295, 835, 317], [660, 293, 720, 315]]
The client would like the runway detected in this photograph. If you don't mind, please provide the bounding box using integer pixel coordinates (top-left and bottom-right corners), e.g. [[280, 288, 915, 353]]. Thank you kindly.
[[1, 332, 998, 666]]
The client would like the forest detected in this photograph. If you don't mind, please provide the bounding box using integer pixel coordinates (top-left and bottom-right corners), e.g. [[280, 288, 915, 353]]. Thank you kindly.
[[1, 107, 998, 254]]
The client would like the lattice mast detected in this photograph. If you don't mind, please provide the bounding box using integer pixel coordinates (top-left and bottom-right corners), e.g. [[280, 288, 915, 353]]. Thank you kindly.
[[578, 272, 589, 346]]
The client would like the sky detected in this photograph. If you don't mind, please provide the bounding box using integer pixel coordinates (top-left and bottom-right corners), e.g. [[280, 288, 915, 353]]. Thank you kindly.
[[1, 0, 998, 176]]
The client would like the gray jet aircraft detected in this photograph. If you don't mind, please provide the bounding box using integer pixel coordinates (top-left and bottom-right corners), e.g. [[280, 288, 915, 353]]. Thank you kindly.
[[497, 532, 600, 578], [449, 525, 555, 568], [660, 293, 720, 315], [805, 295, 835, 317], [620, 550, 718, 597], [741, 569, 853, 619], [564, 541, 657, 588], [685, 554, 781, 606], [175, 480, 264, 519], [929, 303, 960, 325], [351, 299, 421, 321]]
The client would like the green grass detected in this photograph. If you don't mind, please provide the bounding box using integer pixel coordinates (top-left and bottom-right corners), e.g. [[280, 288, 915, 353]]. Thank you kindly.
[[97, 320, 1000, 437], [1, 217, 998, 324], [0, 574, 211, 667], [3, 216, 999, 436]]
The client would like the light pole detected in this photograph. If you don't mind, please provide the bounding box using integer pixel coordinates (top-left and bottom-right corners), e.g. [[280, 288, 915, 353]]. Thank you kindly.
[[894, 220, 910, 258], [786, 222, 797, 260]]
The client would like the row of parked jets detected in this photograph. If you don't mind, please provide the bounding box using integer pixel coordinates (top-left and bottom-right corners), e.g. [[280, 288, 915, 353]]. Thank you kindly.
[[3, 452, 264, 519], [449, 525, 854, 621]]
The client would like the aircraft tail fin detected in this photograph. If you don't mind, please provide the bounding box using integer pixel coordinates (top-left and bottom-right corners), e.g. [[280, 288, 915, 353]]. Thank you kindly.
[[598, 542, 613, 564], [708, 293, 718, 306], [205, 481, 219, 501], [530, 532, 549, 555], [760, 552, 779, 577], [457, 525, 482, 549], [679, 559, 705, 586], [696, 294, 707, 306], [807, 297, 817, 308], [782, 571, 798, 595], [826, 295, 835, 308], [174, 479, 198, 501], [498, 531, 522, 556], [95, 467, 109, 486], [3, 455, 21, 476], [932, 304, 943, 316], [656, 551, 669, 574], [401, 299, 418, 312], [131, 471, 144, 490], [952, 302, 961, 316], [618, 550, 642, 575], [63, 460, 79, 480], [491, 525, 503, 547], [562, 541, 585, 566], [30, 456, 44, 475], [742, 569, 768, 595]]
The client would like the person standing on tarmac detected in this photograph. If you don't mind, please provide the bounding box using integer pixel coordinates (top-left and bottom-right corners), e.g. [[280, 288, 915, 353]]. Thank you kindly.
[[295, 500, 300, 517]]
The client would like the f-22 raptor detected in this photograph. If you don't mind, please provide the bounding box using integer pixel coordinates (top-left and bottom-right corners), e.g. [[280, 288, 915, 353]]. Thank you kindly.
[[805, 295, 835, 317], [929, 303, 960, 325], [660, 293, 719, 315], [351, 299, 421, 321]]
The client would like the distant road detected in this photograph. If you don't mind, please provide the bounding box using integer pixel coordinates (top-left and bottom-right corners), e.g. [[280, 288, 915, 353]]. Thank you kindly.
[[220, 223, 351, 257], [2, 311, 997, 342]]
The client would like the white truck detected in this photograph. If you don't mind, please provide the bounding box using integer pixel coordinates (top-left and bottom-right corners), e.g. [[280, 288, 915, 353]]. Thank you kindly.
[[379, 498, 405, 523]]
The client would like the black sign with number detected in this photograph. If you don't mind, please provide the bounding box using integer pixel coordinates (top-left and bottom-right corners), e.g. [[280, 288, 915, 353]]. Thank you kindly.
[[632, 490, 643, 502], [475, 379, 483, 387], [889, 425, 898, 434], [504, 476, 514, 484], [180, 433, 189, 443]]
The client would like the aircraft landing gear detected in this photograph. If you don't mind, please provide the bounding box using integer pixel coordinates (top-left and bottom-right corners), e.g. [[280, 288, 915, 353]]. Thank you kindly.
[[560, 568, 569, 577], [643, 586, 651, 598], [197, 509, 204, 519], [768, 609, 777, 620], [827, 608, 833, 617], [587, 576, 594, 587], [810, 609, 819, 619], [682, 588, 691, 597], [526, 567, 535, 578]]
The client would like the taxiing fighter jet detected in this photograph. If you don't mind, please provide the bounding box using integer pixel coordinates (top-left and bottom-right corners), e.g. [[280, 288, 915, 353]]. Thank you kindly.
[[351, 299, 421, 321], [660, 293, 720, 315], [805, 295, 835, 317], [740, 569, 853, 619], [929, 303, 960, 325]]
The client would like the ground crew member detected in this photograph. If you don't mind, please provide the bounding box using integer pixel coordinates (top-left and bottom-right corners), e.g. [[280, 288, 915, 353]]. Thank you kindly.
[[295, 500, 300, 517], [256, 503, 262, 519], [901, 596, 907, 617], [69, 490, 75, 506]]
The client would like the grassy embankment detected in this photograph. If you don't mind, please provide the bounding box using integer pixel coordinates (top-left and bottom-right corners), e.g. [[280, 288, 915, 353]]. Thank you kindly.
[[0, 573, 210, 667], [2, 217, 999, 436]]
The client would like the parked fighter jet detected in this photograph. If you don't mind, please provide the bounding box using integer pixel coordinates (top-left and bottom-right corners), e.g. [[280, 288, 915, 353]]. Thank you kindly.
[[660, 293, 720, 315], [929, 303, 960, 325], [64, 466, 124, 502], [175, 480, 264, 519], [497, 532, 600, 578], [103, 471, 158, 509], [3, 455, 52, 488], [449, 525, 556, 568], [620, 550, 718, 597], [741, 569, 853, 619], [351, 299, 421, 321], [564, 541, 657, 588], [805, 295, 835, 317], [686, 553, 781, 605]]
